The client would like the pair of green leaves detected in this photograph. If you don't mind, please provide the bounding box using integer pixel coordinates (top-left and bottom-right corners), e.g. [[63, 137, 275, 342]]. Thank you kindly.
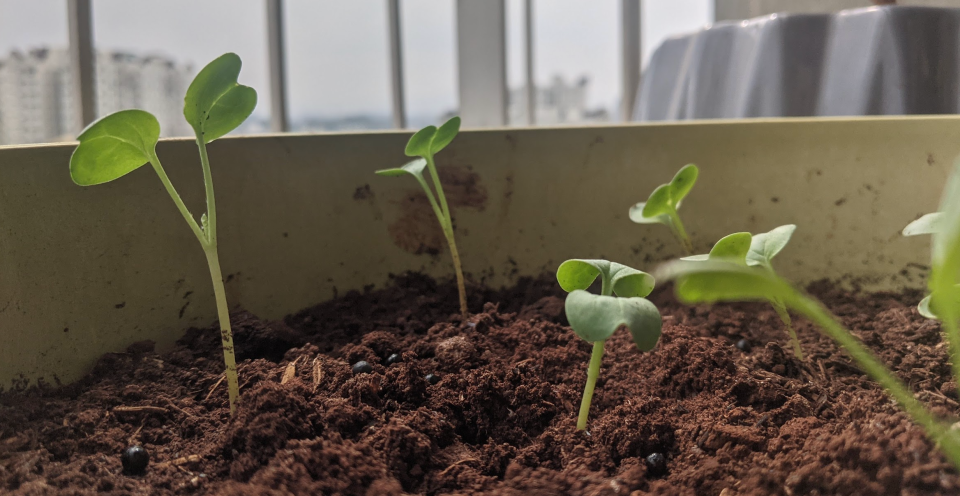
[[682, 224, 796, 269], [375, 117, 461, 182], [69, 53, 257, 186], [629, 164, 698, 225], [556, 259, 661, 351]]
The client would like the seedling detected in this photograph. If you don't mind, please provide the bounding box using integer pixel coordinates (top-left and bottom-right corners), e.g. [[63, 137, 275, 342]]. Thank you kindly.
[[556, 259, 662, 430], [658, 162, 960, 470], [902, 212, 949, 318], [683, 225, 803, 359], [68, 53, 256, 415], [629, 164, 698, 254], [376, 117, 468, 318]]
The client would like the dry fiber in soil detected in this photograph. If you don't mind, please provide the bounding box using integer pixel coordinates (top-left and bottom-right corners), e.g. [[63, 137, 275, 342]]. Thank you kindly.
[[1, 273, 959, 495]]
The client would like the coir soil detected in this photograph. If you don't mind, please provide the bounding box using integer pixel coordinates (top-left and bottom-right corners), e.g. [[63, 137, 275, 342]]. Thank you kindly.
[[2, 274, 959, 495]]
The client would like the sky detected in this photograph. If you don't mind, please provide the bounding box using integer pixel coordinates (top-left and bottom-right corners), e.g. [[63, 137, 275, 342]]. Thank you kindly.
[[0, 0, 712, 123]]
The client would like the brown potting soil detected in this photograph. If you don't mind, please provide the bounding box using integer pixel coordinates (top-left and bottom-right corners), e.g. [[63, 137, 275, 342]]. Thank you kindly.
[[2, 273, 959, 495]]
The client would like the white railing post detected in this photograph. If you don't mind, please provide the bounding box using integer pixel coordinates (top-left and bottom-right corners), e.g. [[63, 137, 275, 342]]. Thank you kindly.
[[387, 0, 407, 129], [266, 0, 289, 132], [68, 0, 96, 131], [524, 0, 535, 125], [456, 0, 508, 127], [621, 0, 642, 122]]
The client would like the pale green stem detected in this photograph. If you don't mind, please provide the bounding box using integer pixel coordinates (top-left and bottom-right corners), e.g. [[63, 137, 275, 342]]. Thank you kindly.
[[576, 275, 613, 431], [422, 154, 467, 319], [197, 138, 217, 242], [786, 290, 960, 467], [147, 153, 204, 242], [668, 210, 693, 255], [770, 298, 803, 360]]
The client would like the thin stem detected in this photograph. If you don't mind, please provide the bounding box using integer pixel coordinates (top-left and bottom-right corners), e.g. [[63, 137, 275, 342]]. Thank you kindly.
[[786, 290, 960, 467], [147, 153, 204, 243], [771, 298, 803, 360], [204, 247, 239, 415], [668, 210, 693, 255], [424, 154, 467, 318], [577, 340, 605, 431], [196, 137, 217, 242]]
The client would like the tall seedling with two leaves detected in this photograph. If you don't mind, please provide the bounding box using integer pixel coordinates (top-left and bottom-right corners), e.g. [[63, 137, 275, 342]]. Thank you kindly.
[[683, 225, 803, 359], [376, 117, 468, 318], [68, 53, 255, 415], [556, 260, 662, 430], [629, 164, 698, 254]]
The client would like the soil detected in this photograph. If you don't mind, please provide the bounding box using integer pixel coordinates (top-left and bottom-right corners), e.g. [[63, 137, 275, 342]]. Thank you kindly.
[[2, 273, 960, 495]]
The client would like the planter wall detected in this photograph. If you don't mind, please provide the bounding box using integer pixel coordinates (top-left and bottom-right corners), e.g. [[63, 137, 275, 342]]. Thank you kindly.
[[0, 117, 955, 388]]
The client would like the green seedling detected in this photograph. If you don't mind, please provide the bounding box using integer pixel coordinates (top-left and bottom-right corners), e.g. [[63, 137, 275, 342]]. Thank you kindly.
[[69, 53, 256, 415], [658, 206, 960, 470], [629, 164, 698, 254], [376, 117, 468, 318], [902, 212, 949, 318], [683, 225, 803, 359], [556, 259, 662, 430]]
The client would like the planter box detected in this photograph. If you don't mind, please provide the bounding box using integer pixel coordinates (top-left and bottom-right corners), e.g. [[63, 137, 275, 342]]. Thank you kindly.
[[0, 117, 954, 389]]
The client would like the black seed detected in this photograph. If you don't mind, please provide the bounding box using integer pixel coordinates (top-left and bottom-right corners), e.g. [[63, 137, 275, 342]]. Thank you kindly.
[[645, 452, 667, 476], [425, 373, 440, 385], [121, 445, 149, 475], [352, 361, 373, 375], [735, 339, 751, 352], [385, 353, 402, 366]]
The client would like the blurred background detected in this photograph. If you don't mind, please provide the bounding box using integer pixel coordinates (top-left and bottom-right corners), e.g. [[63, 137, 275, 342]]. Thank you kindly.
[[0, 0, 955, 145]]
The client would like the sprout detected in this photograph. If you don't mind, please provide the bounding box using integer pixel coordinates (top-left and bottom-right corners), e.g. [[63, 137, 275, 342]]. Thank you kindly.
[[69, 53, 256, 415], [656, 259, 960, 469], [629, 164, 698, 254], [902, 212, 950, 319], [377, 117, 468, 318], [556, 259, 662, 430], [683, 225, 803, 359]]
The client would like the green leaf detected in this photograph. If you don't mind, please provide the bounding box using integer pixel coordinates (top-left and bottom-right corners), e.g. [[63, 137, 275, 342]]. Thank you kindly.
[[375, 158, 428, 179], [183, 52, 257, 144], [747, 224, 796, 267], [682, 232, 751, 264], [916, 285, 960, 320], [556, 259, 655, 297], [431, 116, 460, 155], [903, 213, 944, 237], [657, 260, 794, 305], [69, 109, 160, 186], [669, 163, 699, 203], [563, 290, 662, 350], [405, 126, 437, 157], [641, 184, 674, 219], [628, 201, 670, 225], [931, 159, 960, 324], [918, 294, 936, 319]]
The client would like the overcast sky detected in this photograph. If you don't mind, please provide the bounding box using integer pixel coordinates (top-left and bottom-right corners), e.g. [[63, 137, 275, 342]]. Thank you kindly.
[[0, 0, 711, 122]]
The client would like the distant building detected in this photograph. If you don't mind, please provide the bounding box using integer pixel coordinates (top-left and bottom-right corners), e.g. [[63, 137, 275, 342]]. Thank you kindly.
[[0, 48, 192, 145], [508, 75, 610, 126]]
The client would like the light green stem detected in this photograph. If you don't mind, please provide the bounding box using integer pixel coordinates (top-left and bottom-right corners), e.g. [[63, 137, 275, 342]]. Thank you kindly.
[[423, 154, 467, 318], [787, 291, 960, 467], [197, 138, 217, 241], [577, 340, 605, 431], [668, 210, 693, 255], [148, 153, 204, 242], [771, 298, 803, 360], [204, 247, 239, 415]]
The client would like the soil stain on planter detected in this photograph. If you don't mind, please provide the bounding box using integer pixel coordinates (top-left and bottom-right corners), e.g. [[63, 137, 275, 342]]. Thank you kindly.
[[388, 165, 488, 255], [1, 275, 959, 494]]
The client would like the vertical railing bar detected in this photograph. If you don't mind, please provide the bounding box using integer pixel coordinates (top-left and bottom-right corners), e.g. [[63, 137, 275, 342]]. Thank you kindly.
[[620, 0, 642, 122], [524, 0, 535, 125], [266, 0, 289, 132], [68, 0, 96, 131], [387, 0, 407, 129]]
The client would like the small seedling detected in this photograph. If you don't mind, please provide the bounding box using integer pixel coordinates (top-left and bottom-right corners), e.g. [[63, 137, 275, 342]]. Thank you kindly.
[[683, 225, 803, 359], [69, 53, 256, 415], [902, 212, 949, 318], [376, 117, 468, 318], [556, 259, 662, 430], [658, 208, 960, 470], [629, 164, 698, 254]]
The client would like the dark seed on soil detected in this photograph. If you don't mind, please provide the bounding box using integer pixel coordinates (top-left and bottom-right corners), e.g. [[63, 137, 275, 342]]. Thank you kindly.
[[352, 361, 373, 375], [736, 339, 751, 352], [645, 452, 667, 476], [385, 353, 402, 366], [425, 373, 440, 385], [121, 445, 149, 475]]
